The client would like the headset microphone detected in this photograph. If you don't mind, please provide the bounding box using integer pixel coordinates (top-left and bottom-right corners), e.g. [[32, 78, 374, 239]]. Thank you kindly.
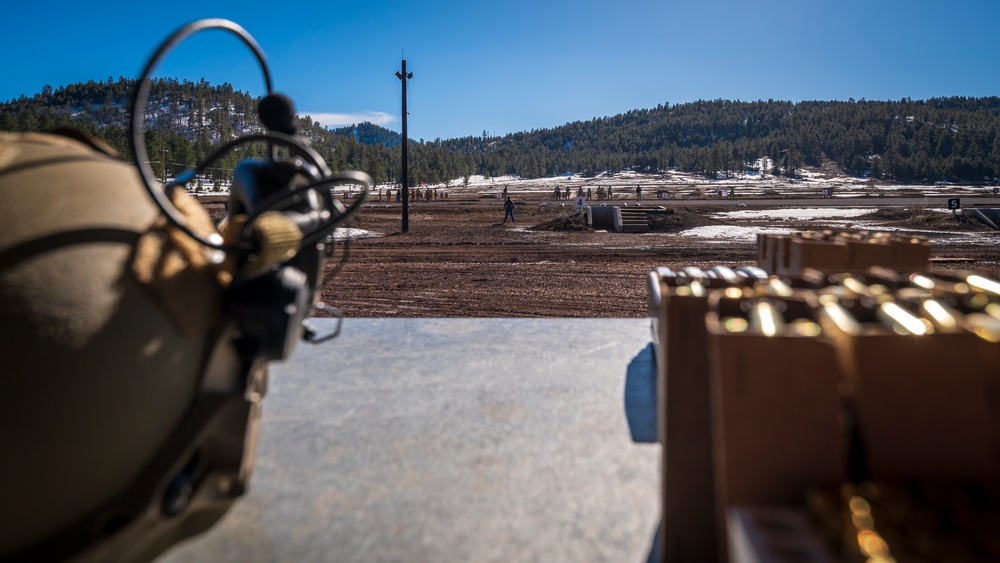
[[258, 93, 300, 136]]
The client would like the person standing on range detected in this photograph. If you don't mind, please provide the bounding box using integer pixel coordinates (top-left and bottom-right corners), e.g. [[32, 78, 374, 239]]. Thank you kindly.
[[503, 195, 516, 223]]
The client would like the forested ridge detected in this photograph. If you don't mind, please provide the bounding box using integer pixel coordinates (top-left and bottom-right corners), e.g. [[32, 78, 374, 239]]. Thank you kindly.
[[3, 78, 1000, 187]]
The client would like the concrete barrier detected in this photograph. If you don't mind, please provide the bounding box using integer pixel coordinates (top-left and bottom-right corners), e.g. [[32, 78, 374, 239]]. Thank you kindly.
[[588, 205, 622, 231], [968, 208, 1000, 230]]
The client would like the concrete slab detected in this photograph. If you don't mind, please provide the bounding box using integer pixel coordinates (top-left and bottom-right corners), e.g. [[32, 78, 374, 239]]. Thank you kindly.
[[161, 318, 660, 563]]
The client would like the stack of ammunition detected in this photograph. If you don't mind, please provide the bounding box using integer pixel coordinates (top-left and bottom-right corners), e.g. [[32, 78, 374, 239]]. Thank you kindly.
[[757, 230, 930, 277], [807, 481, 1000, 562], [649, 234, 1000, 562]]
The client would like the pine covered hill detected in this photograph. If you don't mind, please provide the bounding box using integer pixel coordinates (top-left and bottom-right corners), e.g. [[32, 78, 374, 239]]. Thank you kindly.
[[2, 78, 1000, 186], [330, 122, 402, 147]]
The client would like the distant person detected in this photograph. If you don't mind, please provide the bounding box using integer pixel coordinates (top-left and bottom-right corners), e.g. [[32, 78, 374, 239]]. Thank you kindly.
[[502, 185, 509, 200], [607, 186, 612, 200], [554, 186, 561, 201], [564, 186, 571, 200], [503, 196, 516, 223], [636, 185, 642, 202]]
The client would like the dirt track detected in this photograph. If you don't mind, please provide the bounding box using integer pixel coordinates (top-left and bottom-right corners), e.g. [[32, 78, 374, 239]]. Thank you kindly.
[[315, 195, 999, 318]]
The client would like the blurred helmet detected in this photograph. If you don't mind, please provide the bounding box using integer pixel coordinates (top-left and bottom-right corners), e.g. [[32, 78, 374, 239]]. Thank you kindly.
[[0, 131, 261, 562]]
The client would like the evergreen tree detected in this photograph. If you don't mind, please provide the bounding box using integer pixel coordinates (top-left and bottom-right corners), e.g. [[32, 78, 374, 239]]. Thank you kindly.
[[4, 80, 1000, 184]]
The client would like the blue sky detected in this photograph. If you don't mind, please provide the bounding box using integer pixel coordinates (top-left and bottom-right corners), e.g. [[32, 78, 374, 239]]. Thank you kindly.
[[3, 0, 999, 141]]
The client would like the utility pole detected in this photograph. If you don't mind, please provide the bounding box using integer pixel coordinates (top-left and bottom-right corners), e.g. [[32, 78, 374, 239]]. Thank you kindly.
[[395, 60, 413, 233], [161, 146, 168, 184]]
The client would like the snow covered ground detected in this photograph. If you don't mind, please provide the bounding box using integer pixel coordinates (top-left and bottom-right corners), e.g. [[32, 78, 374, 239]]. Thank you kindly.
[[678, 225, 790, 240], [402, 168, 997, 202], [200, 168, 998, 245], [331, 227, 379, 240], [712, 207, 873, 221], [678, 207, 868, 241], [675, 206, 995, 244]]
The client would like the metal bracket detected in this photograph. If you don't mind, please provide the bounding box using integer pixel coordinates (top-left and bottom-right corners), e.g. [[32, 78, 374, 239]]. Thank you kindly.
[[302, 302, 343, 344]]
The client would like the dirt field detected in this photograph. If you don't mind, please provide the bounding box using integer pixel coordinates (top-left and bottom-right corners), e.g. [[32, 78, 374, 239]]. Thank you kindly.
[[315, 192, 999, 318]]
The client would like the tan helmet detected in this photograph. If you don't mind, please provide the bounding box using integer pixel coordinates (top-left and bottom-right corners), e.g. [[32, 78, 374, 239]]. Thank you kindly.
[[0, 131, 260, 562]]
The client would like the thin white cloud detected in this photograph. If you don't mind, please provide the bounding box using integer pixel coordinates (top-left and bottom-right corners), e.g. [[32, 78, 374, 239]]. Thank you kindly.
[[303, 111, 396, 128]]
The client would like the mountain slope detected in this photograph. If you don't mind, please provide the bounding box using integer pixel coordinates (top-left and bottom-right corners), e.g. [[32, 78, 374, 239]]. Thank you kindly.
[[3, 80, 999, 185]]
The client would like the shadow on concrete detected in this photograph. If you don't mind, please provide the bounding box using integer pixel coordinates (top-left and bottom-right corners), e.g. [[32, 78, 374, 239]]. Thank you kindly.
[[645, 520, 662, 563], [625, 343, 662, 563], [624, 343, 657, 444]]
